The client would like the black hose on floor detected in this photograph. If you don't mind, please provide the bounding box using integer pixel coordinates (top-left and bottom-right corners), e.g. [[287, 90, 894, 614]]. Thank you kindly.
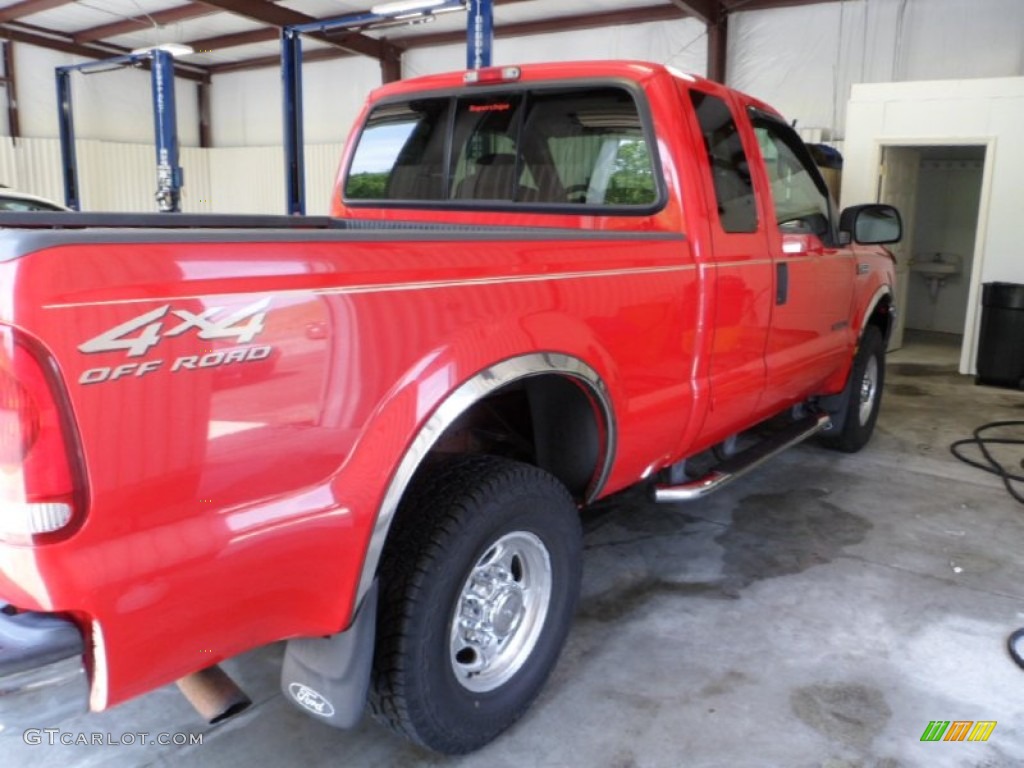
[[949, 420, 1024, 504], [1009, 629, 1024, 670], [952, 423, 1024, 671]]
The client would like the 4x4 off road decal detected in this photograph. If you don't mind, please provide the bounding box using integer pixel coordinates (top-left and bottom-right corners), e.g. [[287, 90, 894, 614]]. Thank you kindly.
[[77, 299, 273, 385]]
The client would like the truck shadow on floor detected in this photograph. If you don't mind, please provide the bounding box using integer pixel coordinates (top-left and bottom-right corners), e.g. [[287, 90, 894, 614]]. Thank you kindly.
[[577, 480, 871, 623]]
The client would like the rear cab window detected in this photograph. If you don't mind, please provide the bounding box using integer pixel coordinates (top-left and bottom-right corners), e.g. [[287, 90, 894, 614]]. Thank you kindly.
[[344, 85, 663, 212]]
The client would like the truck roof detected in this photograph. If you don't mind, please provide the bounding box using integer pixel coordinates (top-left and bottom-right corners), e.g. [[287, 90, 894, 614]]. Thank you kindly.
[[371, 60, 694, 99], [368, 60, 780, 119]]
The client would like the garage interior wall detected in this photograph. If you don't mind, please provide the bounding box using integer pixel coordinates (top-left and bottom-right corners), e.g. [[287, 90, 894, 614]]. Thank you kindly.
[[9, 44, 201, 145], [0, 0, 1020, 214], [904, 155, 983, 336], [729, 0, 1024, 139], [841, 76, 1024, 374]]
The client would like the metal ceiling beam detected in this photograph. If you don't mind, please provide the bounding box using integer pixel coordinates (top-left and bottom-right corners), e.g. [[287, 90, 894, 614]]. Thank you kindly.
[[1, 41, 19, 139], [196, 0, 537, 54], [208, 48, 309, 74], [0, 22, 211, 82], [194, 0, 399, 59], [706, 2, 727, 82], [0, 0, 73, 24], [722, 0, 841, 10], [188, 27, 277, 52], [74, 3, 218, 44], [666, 0, 718, 25], [186, 25, 414, 55]]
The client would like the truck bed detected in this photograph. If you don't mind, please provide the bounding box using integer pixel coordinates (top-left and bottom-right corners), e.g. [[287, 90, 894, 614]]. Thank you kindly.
[[0, 211, 589, 232], [0, 212, 673, 262]]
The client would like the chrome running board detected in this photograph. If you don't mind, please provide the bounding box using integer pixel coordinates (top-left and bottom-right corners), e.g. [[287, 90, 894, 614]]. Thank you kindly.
[[653, 412, 831, 503]]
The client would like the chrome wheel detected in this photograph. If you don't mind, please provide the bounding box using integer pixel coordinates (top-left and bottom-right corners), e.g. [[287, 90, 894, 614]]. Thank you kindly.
[[450, 531, 552, 693], [858, 355, 879, 426]]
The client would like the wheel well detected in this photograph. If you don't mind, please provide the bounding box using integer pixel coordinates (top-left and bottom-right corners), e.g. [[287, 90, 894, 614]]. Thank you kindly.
[[867, 293, 894, 343], [425, 374, 603, 502]]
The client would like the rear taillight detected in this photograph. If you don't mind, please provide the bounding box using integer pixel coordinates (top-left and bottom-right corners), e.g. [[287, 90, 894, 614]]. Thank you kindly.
[[0, 325, 86, 544]]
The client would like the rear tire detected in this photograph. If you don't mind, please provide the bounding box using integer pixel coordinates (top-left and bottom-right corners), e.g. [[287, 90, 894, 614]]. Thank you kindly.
[[821, 325, 885, 453], [369, 455, 582, 754]]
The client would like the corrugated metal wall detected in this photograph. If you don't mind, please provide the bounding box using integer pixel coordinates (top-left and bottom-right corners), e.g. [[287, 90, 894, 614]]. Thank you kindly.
[[78, 141, 160, 212], [0, 139, 344, 216], [181, 147, 214, 213], [207, 146, 282, 214], [304, 143, 345, 214]]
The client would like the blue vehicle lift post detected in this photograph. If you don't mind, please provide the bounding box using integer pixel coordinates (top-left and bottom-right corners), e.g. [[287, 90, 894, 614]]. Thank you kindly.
[[280, 0, 490, 216], [467, 0, 493, 70], [281, 27, 305, 218], [56, 49, 184, 212], [55, 66, 79, 211], [150, 49, 183, 213]]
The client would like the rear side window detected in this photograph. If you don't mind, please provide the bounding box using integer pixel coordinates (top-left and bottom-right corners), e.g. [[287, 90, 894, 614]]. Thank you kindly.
[[345, 86, 659, 210], [688, 91, 758, 233], [345, 99, 451, 200]]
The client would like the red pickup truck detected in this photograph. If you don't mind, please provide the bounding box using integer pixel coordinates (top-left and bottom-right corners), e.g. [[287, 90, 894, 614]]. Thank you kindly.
[[0, 61, 899, 754]]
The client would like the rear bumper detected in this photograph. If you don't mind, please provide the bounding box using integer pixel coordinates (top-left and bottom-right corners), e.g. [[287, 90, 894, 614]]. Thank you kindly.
[[0, 603, 89, 730]]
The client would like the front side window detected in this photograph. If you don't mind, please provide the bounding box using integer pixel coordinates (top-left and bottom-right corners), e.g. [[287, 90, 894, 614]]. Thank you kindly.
[[752, 116, 832, 240], [344, 86, 659, 210]]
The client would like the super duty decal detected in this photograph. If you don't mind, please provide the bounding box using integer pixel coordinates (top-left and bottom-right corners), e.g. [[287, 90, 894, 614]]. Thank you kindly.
[[77, 298, 273, 385]]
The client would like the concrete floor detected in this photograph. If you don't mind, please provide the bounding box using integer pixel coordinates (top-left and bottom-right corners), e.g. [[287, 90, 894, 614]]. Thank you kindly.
[[5, 332, 1024, 767]]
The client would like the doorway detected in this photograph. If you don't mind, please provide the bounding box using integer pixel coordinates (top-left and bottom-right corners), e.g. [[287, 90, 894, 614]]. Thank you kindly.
[[876, 142, 991, 373]]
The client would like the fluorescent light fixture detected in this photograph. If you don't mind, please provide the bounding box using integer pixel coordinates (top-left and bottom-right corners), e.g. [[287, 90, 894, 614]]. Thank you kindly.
[[131, 43, 195, 58], [429, 4, 465, 16], [371, 0, 447, 16], [368, 15, 437, 30]]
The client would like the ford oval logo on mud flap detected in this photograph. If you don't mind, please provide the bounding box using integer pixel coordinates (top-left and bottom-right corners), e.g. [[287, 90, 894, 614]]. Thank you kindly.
[[289, 683, 335, 718]]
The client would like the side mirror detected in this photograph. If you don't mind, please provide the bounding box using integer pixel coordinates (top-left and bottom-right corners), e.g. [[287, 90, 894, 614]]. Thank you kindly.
[[839, 204, 902, 245]]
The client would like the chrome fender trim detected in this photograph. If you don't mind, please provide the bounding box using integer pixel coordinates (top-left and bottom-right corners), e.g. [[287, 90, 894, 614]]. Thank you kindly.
[[354, 353, 615, 607], [860, 285, 894, 340]]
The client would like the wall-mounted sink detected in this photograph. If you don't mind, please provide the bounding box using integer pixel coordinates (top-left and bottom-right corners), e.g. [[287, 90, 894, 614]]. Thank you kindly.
[[910, 254, 962, 299], [911, 261, 959, 278]]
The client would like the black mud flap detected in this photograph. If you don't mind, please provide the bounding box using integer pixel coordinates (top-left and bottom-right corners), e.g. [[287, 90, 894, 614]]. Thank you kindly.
[[280, 581, 378, 729], [818, 378, 852, 436]]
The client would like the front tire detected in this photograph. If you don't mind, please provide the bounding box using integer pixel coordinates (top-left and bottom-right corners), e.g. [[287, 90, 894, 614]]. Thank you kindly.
[[821, 325, 885, 452], [369, 455, 582, 754]]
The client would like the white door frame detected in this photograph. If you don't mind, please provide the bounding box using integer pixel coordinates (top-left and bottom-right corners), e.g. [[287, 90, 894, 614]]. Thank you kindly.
[[877, 146, 920, 352], [869, 136, 996, 374]]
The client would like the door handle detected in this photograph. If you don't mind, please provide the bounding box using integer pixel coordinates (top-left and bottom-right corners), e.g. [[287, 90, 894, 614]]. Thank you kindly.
[[776, 263, 789, 305]]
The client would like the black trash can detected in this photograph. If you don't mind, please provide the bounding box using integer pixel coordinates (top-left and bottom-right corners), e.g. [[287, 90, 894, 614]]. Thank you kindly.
[[976, 281, 1024, 389]]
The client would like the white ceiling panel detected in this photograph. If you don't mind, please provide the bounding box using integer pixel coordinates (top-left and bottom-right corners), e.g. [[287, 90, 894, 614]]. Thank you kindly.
[[378, 0, 679, 42], [13, 0, 177, 35], [182, 35, 333, 68], [279, 0, 377, 18], [0, 0, 696, 70], [106, 13, 269, 52]]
